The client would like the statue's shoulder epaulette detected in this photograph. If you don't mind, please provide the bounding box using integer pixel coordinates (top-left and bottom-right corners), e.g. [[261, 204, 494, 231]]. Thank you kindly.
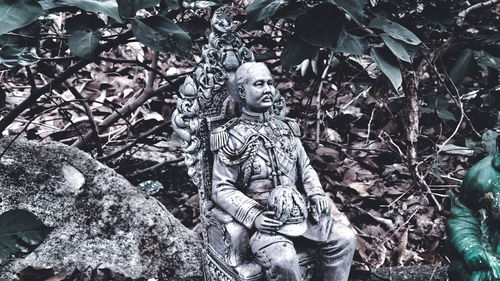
[[283, 117, 301, 137], [210, 117, 239, 151]]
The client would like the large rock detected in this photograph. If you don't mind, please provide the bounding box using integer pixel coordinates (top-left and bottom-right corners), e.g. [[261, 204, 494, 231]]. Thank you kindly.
[[0, 137, 203, 280]]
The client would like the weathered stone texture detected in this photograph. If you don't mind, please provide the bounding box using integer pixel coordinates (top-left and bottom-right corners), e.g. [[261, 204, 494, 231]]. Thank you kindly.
[[0, 137, 203, 281]]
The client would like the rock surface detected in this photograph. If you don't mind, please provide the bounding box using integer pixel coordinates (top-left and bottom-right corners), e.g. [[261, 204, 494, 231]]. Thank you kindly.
[[0, 137, 203, 281]]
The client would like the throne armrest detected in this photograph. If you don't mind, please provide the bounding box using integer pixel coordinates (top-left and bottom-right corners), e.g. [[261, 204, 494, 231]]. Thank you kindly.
[[206, 206, 253, 267]]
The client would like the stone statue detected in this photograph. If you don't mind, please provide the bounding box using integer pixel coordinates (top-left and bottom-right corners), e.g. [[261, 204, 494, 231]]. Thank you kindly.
[[210, 62, 356, 281], [447, 136, 500, 281], [172, 7, 355, 281]]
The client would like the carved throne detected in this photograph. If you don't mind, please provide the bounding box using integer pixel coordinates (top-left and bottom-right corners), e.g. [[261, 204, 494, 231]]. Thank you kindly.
[[172, 8, 316, 281]]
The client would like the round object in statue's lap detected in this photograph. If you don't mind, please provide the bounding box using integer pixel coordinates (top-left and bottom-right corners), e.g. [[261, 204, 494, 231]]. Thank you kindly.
[[267, 185, 308, 237]]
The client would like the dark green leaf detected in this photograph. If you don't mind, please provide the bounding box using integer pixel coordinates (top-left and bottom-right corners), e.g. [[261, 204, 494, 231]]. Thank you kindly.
[[38, 0, 67, 10], [246, 0, 288, 23], [178, 17, 209, 39], [0, 46, 39, 68], [0, 0, 43, 35], [0, 209, 53, 260], [160, 0, 179, 11], [65, 14, 105, 34], [117, 0, 160, 18], [482, 130, 498, 155], [335, 27, 368, 55], [421, 4, 453, 29], [369, 16, 421, 45], [327, 0, 367, 27], [380, 33, 412, 62], [132, 16, 192, 57], [272, 2, 307, 20], [473, 50, 500, 71], [281, 37, 318, 69], [438, 108, 456, 121], [68, 30, 102, 59], [0, 23, 40, 48], [450, 49, 474, 82], [370, 47, 402, 90], [59, 0, 121, 23], [295, 3, 344, 48]]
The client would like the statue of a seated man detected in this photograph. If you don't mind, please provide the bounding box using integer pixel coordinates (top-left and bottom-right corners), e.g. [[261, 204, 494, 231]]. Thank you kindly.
[[447, 136, 500, 281], [211, 62, 356, 281]]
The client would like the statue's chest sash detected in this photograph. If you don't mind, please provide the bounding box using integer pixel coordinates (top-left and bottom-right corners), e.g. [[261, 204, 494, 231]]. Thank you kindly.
[[232, 121, 297, 175]]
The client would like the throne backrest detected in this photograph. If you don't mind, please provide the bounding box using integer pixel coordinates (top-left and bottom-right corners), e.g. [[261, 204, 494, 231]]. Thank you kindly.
[[172, 7, 285, 210]]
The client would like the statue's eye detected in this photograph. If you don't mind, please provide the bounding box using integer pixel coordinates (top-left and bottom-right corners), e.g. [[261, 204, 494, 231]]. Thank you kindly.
[[254, 81, 263, 87]]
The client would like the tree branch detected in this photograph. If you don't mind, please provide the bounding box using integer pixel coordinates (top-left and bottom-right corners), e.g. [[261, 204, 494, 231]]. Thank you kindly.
[[97, 122, 169, 161], [0, 31, 134, 136], [64, 81, 103, 154], [128, 157, 185, 177], [72, 80, 181, 149], [456, 0, 499, 27], [145, 51, 159, 92], [97, 55, 170, 80]]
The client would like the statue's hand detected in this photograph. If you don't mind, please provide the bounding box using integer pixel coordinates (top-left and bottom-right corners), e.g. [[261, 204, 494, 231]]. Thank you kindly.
[[254, 211, 283, 234], [464, 246, 490, 271], [308, 195, 331, 222]]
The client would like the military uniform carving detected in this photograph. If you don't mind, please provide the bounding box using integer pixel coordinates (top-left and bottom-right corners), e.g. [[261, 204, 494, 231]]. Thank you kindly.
[[211, 110, 323, 228], [211, 108, 356, 281], [172, 7, 355, 281]]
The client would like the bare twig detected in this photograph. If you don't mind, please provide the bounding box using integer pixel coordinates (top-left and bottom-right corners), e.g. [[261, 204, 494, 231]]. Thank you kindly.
[[366, 108, 376, 144], [128, 157, 185, 177], [456, 0, 499, 27], [72, 80, 179, 149], [72, 48, 184, 149], [0, 60, 89, 134], [380, 132, 406, 160], [25, 66, 37, 91], [422, 52, 480, 137], [65, 81, 103, 154], [303, 138, 391, 153], [40, 56, 77, 62], [316, 51, 335, 144], [97, 55, 172, 80], [0, 31, 134, 135], [97, 122, 169, 161], [340, 86, 371, 110], [419, 176, 442, 211]]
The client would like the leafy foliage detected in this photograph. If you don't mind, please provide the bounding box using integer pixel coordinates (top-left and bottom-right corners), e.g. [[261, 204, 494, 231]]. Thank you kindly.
[[132, 16, 191, 57], [0, 0, 43, 35], [68, 30, 102, 59], [246, 0, 287, 23], [0, 0, 499, 273], [0, 209, 53, 260], [370, 47, 402, 90]]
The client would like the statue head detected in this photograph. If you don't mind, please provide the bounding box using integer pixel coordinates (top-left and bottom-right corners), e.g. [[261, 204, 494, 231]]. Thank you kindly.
[[236, 62, 275, 113]]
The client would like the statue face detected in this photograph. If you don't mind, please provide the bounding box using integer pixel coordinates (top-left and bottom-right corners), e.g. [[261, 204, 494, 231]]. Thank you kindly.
[[240, 65, 275, 113]]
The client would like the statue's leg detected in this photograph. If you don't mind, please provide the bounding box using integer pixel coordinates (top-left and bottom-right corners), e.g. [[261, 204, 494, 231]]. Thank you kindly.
[[303, 217, 356, 281], [250, 231, 302, 281]]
